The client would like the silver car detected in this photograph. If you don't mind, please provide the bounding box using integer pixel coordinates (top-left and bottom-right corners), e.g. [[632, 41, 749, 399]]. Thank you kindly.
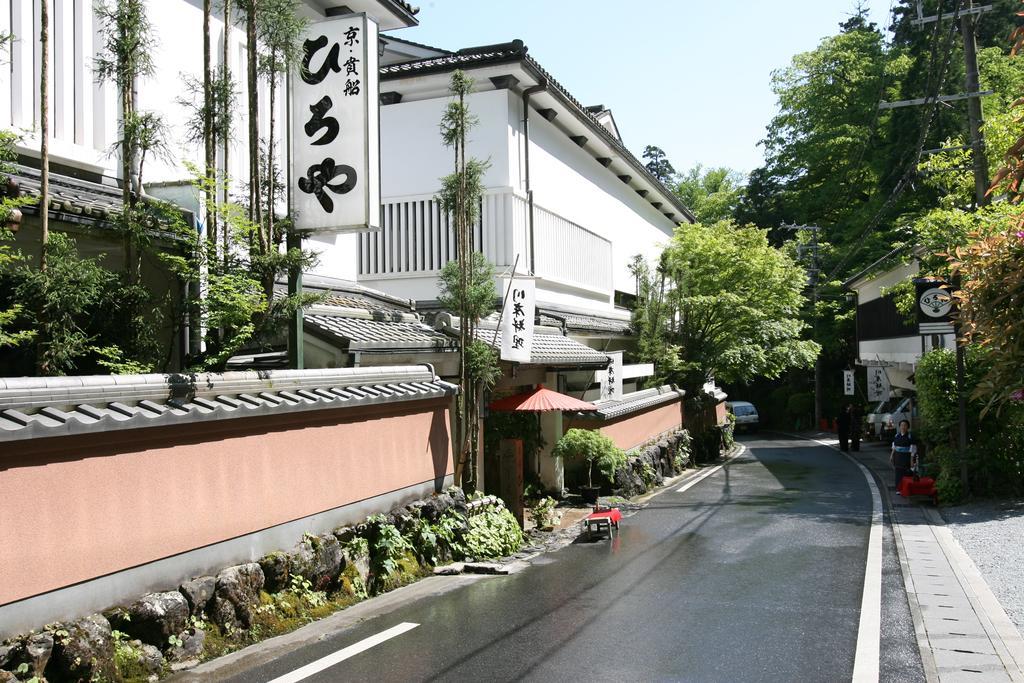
[[728, 401, 759, 432], [867, 397, 912, 438]]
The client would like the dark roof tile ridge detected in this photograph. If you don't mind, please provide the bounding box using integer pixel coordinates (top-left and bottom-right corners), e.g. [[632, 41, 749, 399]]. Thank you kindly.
[[382, 33, 453, 54]]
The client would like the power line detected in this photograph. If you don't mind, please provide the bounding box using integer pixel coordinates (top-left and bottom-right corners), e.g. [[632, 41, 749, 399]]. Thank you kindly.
[[826, 0, 965, 280]]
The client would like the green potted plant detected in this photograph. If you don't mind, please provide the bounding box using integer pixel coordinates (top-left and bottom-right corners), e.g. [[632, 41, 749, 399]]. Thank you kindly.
[[552, 429, 626, 504]]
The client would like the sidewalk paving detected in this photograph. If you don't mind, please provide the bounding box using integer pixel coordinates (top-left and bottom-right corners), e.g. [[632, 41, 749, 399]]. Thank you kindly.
[[808, 432, 1024, 682]]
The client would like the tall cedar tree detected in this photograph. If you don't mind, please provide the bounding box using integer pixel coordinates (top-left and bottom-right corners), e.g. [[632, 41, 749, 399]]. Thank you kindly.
[[38, 0, 49, 273], [256, 0, 306, 249], [438, 71, 498, 491]]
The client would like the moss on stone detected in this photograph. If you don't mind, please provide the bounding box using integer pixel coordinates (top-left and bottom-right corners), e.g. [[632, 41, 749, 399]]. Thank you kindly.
[[198, 623, 236, 662], [339, 563, 368, 599], [112, 643, 150, 683]]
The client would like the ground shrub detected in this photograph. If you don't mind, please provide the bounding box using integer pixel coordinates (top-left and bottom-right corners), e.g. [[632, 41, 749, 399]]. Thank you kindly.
[[528, 496, 558, 530], [552, 429, 627, 489], [432, 508, 468, 561], [463, 504, 524, 559], [916, 347, 1024, 502]]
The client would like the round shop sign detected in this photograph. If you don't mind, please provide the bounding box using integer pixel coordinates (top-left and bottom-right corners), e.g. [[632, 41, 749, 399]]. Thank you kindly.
[[919, 287, 952, 318]]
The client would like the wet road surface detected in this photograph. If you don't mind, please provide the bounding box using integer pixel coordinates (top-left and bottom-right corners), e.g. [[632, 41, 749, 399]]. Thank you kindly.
[[208, 435, 923, 682]]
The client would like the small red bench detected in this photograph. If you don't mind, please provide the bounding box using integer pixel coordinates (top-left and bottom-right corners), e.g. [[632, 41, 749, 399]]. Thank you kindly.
[[899, 475, 938, 504], [582, 507, 622, 537]]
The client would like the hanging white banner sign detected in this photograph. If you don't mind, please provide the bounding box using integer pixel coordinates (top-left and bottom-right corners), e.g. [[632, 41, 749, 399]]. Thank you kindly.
[[601, 351, 624, 401], [867, 366, 890, 402], [843, 370, 855, 396], [290, 13, 380, 233], [501, 278, 535, 363]]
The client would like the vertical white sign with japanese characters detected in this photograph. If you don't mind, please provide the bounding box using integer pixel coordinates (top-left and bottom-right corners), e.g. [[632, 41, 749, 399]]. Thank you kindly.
[[867, 366, 890, 402], [843, 370, 855, 396], [601, 351, 623, 401], [501, 278, 535, 363], [291, 14, 380, 233]]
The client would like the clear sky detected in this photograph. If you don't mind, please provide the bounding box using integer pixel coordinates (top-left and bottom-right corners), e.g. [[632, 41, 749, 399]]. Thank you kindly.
[[393, 0, 894, 177]]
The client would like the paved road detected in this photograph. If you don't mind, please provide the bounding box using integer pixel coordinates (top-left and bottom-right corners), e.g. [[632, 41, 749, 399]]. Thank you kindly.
[[193, 435, 925, 682]]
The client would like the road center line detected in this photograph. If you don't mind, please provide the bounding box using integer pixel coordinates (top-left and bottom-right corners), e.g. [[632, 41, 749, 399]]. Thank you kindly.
[[802, 435, 883, 682], [265, 622, 419, 683], [675, 445, 746, 493]]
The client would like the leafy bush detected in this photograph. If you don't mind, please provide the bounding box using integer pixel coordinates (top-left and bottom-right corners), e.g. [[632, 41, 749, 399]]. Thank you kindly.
[[365, 515, 413, 592], [950, 220, 1024, 414], [552, 429, 627, 489], [408, 518, 439, 566], [916, 348, 1024, 502], [723, 413, 736, 448], [433, 508, 467, 561], [529, 496, 558, 530], [786, 392, 815, 429], [463, 504, 524, 559], [638, 461, 656, 489]]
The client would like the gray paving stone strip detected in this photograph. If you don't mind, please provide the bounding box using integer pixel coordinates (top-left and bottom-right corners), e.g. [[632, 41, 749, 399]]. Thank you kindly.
[[885, 476, 1024, 681], [803, 433, 1024, 682]]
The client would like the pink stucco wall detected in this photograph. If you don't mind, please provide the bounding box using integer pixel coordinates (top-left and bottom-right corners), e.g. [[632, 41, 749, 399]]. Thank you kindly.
[[0, 400, 452, 607], [567, 400, 684, 451]]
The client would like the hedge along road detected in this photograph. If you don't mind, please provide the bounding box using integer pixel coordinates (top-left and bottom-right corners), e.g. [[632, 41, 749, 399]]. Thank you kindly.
[[182, 435, 910, 682]]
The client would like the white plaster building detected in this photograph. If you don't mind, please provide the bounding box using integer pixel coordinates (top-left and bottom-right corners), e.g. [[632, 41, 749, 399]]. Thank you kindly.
[[2, 4, 690, 362], [844, 248, 955, 393], [358, 37, 692, 322], [1, 0, 418, 197]]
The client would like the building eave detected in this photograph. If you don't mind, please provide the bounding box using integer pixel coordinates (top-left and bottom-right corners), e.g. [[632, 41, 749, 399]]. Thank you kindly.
[[379, 44, 695, 225]]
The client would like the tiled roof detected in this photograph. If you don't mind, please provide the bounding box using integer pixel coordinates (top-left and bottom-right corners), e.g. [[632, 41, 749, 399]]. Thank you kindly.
[[305, 312, 455, 351], [6, 164, 124, 222], [571, 385, 685, 421], [318, 293, 406, 312], [472, 327, 610, 368], [0, 366, 456, 443], [379, 43, 694, 222], [5, 164, 192, 241], [292, 273, 415, 312], [380, 42, 525, 77], [381, 34, 451, 55], [538, 309, 632, 335], [387, 0, 419, 18]]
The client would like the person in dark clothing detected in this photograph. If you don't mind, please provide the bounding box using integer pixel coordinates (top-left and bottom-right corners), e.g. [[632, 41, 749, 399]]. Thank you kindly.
[[890, 419, 917, 490], [850, 404, 862, 452], [837, 405, 852, 452]]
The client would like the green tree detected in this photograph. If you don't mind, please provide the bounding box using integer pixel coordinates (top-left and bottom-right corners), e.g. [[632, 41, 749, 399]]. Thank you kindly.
[[11, 233, 116, 374], [0, 132, 33, 350], [634, 220, 819, 396], [674, 164, 744, 224], [750, 21, 908, 236], [94, 0, 174, 369], [916, 347, 1024, 501], [552, 429, 626, 490], [39, 0, 50, 272], [437, 71, 498, 492], [642, 145, 676, 185], [256, 0, 306, 247]]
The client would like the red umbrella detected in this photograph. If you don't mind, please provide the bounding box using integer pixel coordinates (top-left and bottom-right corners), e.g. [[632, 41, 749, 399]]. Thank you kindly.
[[488, 385, 597, 412]]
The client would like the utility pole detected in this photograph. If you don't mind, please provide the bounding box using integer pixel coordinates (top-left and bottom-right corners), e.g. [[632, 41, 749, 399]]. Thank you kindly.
[[887, 0, 992, 494], [961, 2, 990, 207], [957, 1, 989, 494], [784, 223, 823, 428]]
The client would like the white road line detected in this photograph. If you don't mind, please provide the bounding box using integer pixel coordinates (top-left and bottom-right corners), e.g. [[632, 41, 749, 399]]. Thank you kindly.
[[266, 622, 419, 683], [675, 445, 746, 493], [802, 435, 883, 682]]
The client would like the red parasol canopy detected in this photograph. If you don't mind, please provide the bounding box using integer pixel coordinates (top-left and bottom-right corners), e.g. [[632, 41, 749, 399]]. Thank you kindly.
[[488, 385, 597, 413]]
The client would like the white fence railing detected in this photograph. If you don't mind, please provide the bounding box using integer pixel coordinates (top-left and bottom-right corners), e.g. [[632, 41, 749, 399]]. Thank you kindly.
[[532, 205, 612, 293], [358, 190, 611, 295]]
